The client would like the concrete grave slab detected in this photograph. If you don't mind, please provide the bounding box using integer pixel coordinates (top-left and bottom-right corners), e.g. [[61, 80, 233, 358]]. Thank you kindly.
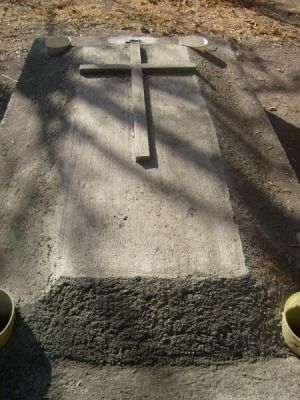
[[1, 35, 300, 372], [58, 40, 246, 279], [0, 36, 249, 303]]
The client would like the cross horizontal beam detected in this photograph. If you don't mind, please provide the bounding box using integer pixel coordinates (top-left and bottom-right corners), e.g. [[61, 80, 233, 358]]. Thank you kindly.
[[79, 63, 197, 74]]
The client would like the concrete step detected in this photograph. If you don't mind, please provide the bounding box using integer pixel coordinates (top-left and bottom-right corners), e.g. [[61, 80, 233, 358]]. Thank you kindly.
[[2, 356, 300, 399]]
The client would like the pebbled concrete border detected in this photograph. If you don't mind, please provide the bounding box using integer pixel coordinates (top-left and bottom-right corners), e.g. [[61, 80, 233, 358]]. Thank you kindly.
[[6, 275, 288, 366]]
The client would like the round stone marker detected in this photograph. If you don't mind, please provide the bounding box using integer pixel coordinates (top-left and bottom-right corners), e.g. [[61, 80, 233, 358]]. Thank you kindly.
[[45, 36, 72, 56], [179, 36, 208, 52]]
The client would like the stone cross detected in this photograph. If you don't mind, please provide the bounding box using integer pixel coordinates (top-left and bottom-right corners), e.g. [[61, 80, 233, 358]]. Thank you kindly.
[[79, 41, 197, 162]]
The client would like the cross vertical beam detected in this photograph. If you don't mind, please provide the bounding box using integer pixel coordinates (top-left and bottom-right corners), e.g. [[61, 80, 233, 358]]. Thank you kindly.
[[130, 41, 150, 162]]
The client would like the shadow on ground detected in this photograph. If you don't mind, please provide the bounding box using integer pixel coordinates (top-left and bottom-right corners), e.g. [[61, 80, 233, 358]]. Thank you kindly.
[[224, 0, 300, 28], [266, 110, 300, 181], [0, 312, 51, 399], [235, 42, 300, 183], [0, 81, 13, 122]]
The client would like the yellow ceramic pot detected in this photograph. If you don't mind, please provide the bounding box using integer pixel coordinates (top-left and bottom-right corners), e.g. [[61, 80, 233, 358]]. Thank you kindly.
[[282, 292, 300, 356], [0, 289, 15, 348]]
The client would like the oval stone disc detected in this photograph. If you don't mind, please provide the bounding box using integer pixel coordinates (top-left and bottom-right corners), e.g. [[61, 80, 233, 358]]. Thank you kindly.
[[45, 36, 72, 56], [179, 35, 208, 51]]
